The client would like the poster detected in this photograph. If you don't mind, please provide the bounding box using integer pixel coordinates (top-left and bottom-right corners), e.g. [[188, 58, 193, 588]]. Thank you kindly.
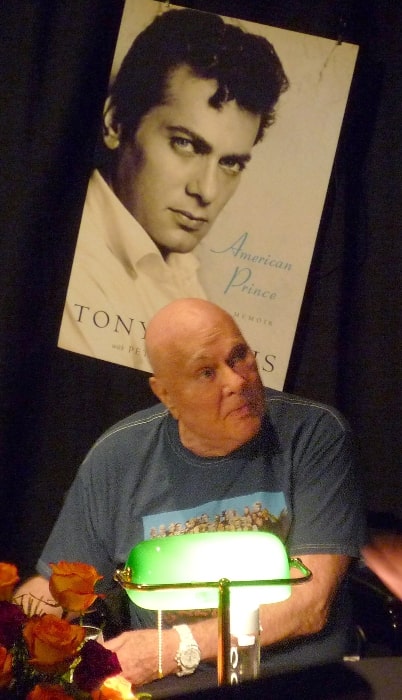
[[58, 0, 358, 389]]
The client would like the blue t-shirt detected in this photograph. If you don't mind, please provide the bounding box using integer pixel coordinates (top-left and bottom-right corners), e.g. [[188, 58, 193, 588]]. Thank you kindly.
[[38, 388, 366, 672]]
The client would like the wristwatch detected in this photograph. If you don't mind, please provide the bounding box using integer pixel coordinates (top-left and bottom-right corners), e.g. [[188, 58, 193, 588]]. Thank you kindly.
[[173, 624, 201, 676]]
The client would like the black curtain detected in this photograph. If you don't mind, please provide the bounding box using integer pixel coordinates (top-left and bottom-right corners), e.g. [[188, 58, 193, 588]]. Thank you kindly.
[[0, 0, 400, 578]]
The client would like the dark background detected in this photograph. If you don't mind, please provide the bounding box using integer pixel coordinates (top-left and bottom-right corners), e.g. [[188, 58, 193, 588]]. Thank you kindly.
[[0, 0, 400, 578]]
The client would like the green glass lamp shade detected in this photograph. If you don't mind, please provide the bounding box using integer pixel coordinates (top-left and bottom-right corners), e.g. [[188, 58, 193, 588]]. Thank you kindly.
[[123, 531, 291, 611]]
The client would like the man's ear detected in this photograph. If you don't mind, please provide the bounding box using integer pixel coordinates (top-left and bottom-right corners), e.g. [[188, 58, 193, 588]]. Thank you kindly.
[[103, 97, 121, 150], [149, 376, 178, 418]]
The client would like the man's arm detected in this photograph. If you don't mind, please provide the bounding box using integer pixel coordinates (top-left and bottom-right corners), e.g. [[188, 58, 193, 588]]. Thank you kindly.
[[259, 553, 351, 644], [104, 552, 351, 686], [13, 575, 62, 616]]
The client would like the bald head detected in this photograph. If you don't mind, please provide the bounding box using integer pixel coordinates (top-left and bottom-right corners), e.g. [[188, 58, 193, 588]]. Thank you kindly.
[[145, 298, 239, 377], [145, 298, 265, 456]]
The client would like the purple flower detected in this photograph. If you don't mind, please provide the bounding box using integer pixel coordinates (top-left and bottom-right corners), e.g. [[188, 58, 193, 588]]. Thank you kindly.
[[0, 601, 26, 648], [73, 640, 122, 692]]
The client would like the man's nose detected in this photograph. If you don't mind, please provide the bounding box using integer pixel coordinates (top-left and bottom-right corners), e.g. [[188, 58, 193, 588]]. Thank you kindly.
[[221, 364, 246, 393], [185, 160, 218, 206]]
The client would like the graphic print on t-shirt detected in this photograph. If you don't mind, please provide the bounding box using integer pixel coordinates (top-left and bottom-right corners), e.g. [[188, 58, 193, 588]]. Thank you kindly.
[[143, 491, 289, 543]]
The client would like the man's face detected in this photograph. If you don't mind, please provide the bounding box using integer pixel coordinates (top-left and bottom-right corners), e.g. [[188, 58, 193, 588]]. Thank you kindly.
[[111, 65, 260, 256], [152, 312, 266, 456]]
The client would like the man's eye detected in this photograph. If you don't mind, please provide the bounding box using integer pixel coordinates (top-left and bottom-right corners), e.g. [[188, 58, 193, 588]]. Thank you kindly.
[[219, 158, 246, 175], [228, 346, 252, 368], [199, 367, 215, 380], [170, 136, 195, 155]]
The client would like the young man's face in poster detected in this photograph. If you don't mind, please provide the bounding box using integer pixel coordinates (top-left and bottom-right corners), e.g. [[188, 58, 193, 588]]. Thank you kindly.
[[110, 65, 260, 257]]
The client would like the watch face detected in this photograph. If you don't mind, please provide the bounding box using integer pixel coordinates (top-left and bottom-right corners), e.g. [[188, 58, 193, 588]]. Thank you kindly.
[[182, 645, 201, 669]]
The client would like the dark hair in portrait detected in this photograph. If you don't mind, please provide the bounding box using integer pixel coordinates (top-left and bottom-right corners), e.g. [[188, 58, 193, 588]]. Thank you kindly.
[[99, 7, 289, 168]]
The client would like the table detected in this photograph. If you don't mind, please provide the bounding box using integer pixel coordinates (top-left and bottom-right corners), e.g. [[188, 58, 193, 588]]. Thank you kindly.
[[138, 656, 402, 699]]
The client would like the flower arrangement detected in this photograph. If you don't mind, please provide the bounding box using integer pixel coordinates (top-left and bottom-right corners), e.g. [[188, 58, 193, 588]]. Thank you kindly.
[[0, 561, 137, 700]]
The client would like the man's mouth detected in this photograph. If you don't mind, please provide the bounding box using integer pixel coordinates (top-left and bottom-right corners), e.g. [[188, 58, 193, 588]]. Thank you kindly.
[[228, 402, 252, 418], [170, 209, 208, 231], [227, 390, 264, 419]]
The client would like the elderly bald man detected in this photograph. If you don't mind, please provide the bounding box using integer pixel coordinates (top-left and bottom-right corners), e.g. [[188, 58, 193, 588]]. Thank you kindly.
[[16, 298, 365, 687]]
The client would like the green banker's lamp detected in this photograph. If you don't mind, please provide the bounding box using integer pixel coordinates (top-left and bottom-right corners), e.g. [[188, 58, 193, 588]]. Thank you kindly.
[[115, 531, 311, 685]]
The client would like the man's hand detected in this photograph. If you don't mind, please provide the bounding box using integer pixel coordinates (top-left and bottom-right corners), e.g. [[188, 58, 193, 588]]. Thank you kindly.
[[103, 627, 179, 687], [13, 575, 62, 617]]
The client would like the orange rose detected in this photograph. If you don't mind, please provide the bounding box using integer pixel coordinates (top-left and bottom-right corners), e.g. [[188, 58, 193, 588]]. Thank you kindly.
[[0, 563, 19, 601], [91, 676, 137, 700], [23, 614, 85, 674], [91, 685, 122, 700], [27, 684, 75, 700], [0, 645, 12, 688], [49, 561, 103, 613]]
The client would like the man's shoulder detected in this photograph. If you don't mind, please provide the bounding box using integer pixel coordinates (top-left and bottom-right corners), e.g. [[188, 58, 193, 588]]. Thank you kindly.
[[265, 387, 350, 432], [92, 402, 169, 449]]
